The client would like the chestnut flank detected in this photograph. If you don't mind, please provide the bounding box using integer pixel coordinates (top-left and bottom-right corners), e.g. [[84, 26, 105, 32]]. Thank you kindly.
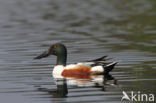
[[62, 65, 91, 79]]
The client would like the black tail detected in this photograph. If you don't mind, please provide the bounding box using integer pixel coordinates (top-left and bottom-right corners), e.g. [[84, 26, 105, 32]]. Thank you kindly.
[[104, 61, 118, 75]]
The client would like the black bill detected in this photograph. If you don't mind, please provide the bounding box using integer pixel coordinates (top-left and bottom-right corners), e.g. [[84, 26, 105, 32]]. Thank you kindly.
[[34, 51, 50, 59]]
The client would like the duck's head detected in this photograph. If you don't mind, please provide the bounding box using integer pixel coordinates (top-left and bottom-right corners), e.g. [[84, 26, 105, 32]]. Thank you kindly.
[[34, 43, 67, 66]]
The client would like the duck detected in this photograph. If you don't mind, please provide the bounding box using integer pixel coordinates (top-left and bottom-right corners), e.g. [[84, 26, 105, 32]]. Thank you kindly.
[[34, 43, 118, 78]]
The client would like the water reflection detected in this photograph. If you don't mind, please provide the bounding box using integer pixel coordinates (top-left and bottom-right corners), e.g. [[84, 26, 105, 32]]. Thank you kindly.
[[37, 74, 116, 98], [37, 79, 68, 98], [0, 0, 156, 103]]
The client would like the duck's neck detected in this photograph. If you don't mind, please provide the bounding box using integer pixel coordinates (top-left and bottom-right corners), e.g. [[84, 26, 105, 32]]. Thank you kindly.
[[56, 53, 67, 66]]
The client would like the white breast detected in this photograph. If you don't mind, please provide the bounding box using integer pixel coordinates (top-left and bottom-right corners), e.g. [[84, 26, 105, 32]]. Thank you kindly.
[[52, 65, 64, 78], [52, 64, 79, 78]]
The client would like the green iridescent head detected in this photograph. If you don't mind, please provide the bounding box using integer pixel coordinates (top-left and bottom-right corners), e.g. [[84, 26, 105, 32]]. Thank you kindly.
[[34, 43, 67, 66]]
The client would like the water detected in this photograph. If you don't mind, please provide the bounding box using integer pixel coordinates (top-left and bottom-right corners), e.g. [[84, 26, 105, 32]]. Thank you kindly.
[[0, 0, 156, 103]]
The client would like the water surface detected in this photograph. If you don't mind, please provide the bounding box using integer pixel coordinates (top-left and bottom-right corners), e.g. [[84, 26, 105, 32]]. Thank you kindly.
[[0, 0, 156, 103]]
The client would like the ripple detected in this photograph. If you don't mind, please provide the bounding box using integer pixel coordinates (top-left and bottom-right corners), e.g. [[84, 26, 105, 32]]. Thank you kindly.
[[0, 0, 156, 103]]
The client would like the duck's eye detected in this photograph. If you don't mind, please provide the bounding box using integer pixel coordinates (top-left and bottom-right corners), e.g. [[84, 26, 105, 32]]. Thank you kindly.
[[53, 45, 57, 48]]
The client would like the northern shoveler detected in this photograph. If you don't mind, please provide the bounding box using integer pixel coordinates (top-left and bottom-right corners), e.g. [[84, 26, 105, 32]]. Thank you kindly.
[[34, 43, 118, 78]]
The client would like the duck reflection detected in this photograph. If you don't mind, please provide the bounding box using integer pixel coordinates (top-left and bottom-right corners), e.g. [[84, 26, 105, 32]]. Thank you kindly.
[[37, 78, 68, 98], [55, 78, 68, 97], [58, 74, 117, 88], [37, 74, 116, 98]]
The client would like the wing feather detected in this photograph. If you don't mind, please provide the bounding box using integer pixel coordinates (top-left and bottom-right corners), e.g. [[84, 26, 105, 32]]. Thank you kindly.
[[77, 56, 119, 74]]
